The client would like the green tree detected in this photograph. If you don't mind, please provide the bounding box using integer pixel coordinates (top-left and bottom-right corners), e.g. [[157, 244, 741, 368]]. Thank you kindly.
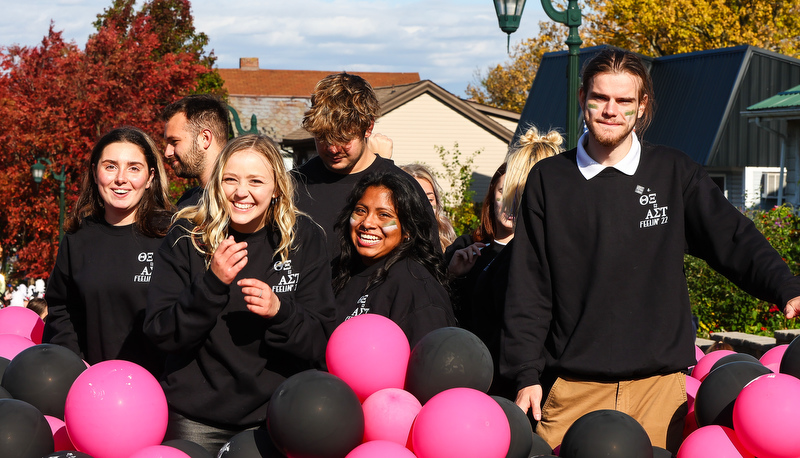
[[93, 0, 226, 95], [469, 0, 800, 110], [0, 0, 213, 280]]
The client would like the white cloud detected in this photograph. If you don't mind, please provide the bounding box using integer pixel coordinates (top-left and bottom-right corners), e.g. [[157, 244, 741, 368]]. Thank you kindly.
[[2, 0, 549, 96]]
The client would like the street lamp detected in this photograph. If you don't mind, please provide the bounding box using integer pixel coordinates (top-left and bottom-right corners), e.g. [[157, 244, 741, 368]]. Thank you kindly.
[[493, 0, 583, 149], [31, 157, 67, 241], [541, 0, 583, 150], [493, 0, 527, 53]]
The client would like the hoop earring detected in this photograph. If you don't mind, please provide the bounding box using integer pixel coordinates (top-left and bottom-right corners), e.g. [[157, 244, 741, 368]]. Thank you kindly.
[[271, 196, 279, 206]]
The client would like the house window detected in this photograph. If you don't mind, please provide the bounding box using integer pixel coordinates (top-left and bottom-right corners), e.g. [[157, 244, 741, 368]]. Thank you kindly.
[[761, 172, 785, 198]]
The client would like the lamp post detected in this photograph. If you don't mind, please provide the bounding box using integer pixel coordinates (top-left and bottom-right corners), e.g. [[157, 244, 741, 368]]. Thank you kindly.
[[31, 157, 67, 241], [493, 0, 527, 53], [541, 0, 583, 150], [493, 0, 583, 149]]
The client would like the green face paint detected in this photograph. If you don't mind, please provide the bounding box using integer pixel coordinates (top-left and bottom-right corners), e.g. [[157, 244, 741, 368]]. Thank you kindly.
[[624, 110, 637, 117], [587, 103, 598, 109], [382, 220, 399, 232]]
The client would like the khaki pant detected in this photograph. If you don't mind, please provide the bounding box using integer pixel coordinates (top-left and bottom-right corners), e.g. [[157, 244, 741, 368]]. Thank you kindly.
[[536, 372, 687, 454]]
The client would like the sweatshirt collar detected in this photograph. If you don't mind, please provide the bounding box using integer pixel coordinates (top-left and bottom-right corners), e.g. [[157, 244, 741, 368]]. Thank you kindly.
[[576, 131, 641, 179]]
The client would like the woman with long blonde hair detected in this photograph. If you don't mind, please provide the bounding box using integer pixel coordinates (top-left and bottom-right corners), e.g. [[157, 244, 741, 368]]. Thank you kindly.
[[144, 134, 335, 454]]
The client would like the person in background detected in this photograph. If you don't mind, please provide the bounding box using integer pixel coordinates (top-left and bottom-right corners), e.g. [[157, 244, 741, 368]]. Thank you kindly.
[[44, 126, 173, 376], [400, 163, 456, 251], [332, 171, 456, 346], [144, 134, 335, 454], [27, 297, 48, 320], [446, 163, 512, 330], [161, 94, 231, 208], [449, 127, 563, 399]]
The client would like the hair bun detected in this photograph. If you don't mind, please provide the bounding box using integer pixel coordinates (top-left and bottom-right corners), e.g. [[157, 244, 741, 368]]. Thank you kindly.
[[519, 126, 563, 148]]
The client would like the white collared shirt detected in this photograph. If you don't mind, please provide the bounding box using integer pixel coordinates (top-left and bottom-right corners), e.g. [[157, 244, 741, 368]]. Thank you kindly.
[[576, 131, 642, 180]]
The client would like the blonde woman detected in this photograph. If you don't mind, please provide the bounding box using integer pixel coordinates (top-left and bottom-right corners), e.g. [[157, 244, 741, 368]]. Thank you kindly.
[[144, 134, 335, 454], [400, 163, 456, 251]]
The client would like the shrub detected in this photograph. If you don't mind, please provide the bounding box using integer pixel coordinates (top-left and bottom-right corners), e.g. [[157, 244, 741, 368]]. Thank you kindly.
[[688, 205, 800, 337]]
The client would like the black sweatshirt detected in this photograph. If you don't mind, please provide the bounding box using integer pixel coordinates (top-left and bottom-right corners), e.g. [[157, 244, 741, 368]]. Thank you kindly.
[[293, 155, 441, 259], [144, 215, 335, 427], [335, 257, 456, 346], [44, 217, 165, 375], [502, 144, 800, 390]]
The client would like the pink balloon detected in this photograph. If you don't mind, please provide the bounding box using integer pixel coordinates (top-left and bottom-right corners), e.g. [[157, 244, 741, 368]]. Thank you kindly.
[[733, 373, 800, 458], [691, 349, 736, 381], [362, 388, 422, 445], [345, 440, 416, 458], [129, 445, 191, 458], [327, 314, 410, 401], [760, 344, 789, 367], [0, 306, 44, 343], [0, 333, 36, 360], [64, 360, 168, 458], [677, 425, 753, 458], [691, 345, 704, 370], [685, 374, 701, 413], [45, 415, 75, 452], [412, 388, 510, 458]]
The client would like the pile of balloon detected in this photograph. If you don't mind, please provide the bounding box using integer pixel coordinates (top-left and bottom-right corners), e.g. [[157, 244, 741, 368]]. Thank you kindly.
[[4, 303, 800, 458]]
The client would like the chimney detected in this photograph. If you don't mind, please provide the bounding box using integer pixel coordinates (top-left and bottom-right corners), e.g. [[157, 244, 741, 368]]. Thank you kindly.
[[239, 58, 259, 70]]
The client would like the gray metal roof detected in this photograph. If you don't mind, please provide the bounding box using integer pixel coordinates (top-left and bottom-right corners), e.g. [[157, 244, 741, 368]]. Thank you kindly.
[[517, 45, 800, 167]]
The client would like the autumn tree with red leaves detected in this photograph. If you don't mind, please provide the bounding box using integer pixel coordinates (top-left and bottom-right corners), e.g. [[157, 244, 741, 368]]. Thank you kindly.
[[0, 0, 221, 281]]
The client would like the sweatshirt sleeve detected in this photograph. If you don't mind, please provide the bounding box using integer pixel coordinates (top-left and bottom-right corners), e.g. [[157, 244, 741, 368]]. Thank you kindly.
[[42, 236, 83, 358], [500, 167, 552, 389], [683, 160, 800, 308], [260, 219, 336, 365], [143, 222, 230, 352]]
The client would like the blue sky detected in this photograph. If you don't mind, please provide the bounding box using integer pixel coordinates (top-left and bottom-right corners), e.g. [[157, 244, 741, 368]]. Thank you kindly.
[[1, 0, 551, 96]]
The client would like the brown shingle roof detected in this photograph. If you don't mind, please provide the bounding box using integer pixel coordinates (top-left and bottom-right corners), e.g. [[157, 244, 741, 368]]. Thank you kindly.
[[218, 69, 421, 98]]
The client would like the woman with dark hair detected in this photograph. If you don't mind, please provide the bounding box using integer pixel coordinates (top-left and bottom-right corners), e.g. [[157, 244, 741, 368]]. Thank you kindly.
[[445, 163, 512, 329], [44, 126, 173, 375], [333, 171, 456, 346], [144, 134, 335, 454]]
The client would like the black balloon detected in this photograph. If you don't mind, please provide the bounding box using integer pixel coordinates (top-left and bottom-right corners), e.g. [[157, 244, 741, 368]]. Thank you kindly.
[[0, 398, 54, 458], [781, 335, 800, 378], [652, 445, 675, 458], [405, 327, 493, 404], [0, 385, 11, 400], [1, 344, 86, 419], [709, 353, 760, 373], [529, 431, 553, 457], [0, 356, 10, 384], [492, 395, 534, 458], [217, 430, 283, 458], [267, 370, 363, 458], [163, 439, 215, 458], [559, 410, 653, 458], [694, 361, 771, 428]]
